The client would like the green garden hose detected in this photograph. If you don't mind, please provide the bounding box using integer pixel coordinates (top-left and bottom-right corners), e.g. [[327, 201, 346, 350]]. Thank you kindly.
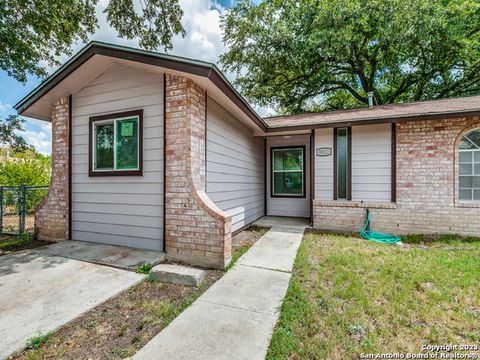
[[360, 209, 401, 244]]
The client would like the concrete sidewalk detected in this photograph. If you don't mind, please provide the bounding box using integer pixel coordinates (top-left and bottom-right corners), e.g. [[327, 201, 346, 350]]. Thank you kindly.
[[0, 249, 143, 359], [132, 224, 306, 360]]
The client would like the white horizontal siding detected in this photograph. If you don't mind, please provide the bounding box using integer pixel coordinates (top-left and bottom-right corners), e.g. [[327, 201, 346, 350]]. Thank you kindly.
[[314, 128, 334, 200], [267, 135, 310, 218], [314, 125, 392, 203], [352, 124, 392, 202], [206, 97, 264, 232], [71, 63, 164, 250]]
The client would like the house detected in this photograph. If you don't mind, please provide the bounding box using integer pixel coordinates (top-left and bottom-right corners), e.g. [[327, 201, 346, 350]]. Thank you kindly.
[[14, 41, 480, 269]]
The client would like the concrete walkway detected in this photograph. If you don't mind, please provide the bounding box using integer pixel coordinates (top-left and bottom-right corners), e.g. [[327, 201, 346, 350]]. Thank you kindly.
[[40, 240, 166, 271], [0, 249, 143, 359], [132, 224, 306, 360]]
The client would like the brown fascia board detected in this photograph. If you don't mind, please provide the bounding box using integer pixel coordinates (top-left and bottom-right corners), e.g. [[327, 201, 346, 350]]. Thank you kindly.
[[14, 41, 268, 132], [265, 109, 480, 132]]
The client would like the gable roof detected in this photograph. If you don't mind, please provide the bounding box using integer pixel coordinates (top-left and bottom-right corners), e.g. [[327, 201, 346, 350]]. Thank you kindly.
[[15, 41, 480, 134], [14, 41, 268, 132], [265, 95, 480, 131]]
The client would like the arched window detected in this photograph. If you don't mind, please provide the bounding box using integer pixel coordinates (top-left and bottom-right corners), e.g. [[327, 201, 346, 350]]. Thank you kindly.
[[459, 128, 480, 201]]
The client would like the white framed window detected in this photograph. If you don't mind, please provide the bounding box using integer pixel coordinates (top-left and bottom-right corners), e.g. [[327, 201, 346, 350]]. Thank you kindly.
[[89, 110, 143, 176], [271, 146, 305, 197], [459, 128, 480, 201]]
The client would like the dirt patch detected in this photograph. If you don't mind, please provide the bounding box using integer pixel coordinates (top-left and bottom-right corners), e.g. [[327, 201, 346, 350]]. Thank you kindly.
[[10, 270, 222, 360], [9, 227, 265, 360], [1, 214, 35, 234], [0, 234, 51, 256], [232, 226, 268, 248]]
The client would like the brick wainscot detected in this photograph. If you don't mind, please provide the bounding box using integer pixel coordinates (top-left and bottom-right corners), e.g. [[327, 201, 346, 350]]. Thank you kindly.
[[164, 74, 232, 269], [35, 97, 70, 241], [313, 116, 480, 236]]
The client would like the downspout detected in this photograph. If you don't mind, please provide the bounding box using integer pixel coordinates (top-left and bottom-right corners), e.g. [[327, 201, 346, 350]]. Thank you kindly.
[[162, 73, 167, 253]]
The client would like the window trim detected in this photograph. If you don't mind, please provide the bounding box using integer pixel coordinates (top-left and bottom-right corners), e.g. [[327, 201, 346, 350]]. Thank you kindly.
[[333, 127, 352, 200], [458, 141, 480, 202], [89, 109, 143, 177], [270, 145, 306, 198]]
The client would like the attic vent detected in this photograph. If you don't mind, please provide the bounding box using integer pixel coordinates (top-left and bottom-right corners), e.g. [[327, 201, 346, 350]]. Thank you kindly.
[[367, 91, 374, 108]]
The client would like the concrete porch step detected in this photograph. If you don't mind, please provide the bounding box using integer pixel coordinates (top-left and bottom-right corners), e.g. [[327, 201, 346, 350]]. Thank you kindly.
[[150, 264, 205, 287]]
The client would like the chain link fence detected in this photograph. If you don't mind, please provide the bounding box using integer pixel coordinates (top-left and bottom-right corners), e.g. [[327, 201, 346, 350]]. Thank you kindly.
[[0, 186, 49, 235]]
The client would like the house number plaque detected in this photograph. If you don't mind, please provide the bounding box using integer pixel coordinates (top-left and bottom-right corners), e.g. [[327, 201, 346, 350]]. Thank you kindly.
[[316, 147, 332, 157]]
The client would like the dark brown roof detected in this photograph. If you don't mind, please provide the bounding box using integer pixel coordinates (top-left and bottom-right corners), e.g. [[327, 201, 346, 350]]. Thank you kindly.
[[15, 41, 268, 131], [15, 41, 480, 133], [264, 95, 480, 131]]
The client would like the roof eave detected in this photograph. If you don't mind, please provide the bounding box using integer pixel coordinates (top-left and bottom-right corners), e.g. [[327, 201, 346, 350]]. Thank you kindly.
[[266, 109, 480, 132], [15, 41, 268, 132]]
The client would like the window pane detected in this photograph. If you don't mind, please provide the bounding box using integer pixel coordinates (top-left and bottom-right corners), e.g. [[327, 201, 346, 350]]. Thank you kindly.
[[474, 190, 480, 201], [273, 152, 284, 171], [459, 138, 477, 149], [475, 164, 480, 176], [460, 176, 473, 188], [273, 149, 303, 171], [475, 151, 480, 163], [337, 128, 348, 199], [95, 122, 114, 169], [459, 152, 472, 163], [460, 163, 473, 175], [459, 189, 472, 201], [474, 176, 480, 188], [465, 130, 480, 148], [116, 118, 139, 170], [273, 171, 303, 195]]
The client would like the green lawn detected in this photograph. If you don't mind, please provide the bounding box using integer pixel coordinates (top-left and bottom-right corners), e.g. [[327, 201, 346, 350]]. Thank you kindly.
[[267, 233, 480, 360]]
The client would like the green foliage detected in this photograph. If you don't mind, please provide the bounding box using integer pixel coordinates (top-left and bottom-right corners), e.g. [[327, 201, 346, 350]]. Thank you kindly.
[[0, 153, 51, 187], [26, 332, 52, 349], [137, 263, 153, 274], [401, 233, 480, 245], [0, 116, 33, 152], [267, 233, 480, 358], [1, 0, 184, 83], [105, 0, 185, 51], [0, 233, 35, 250], [0, 153, 50, 213], [226, 244, 250, 270], [221, 0, 480, 113]]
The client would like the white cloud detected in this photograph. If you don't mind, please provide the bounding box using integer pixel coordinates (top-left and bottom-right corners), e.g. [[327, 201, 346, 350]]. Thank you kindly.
[[0, 101, 12, 112], [20, 119, 52, 155], [31, 1, 271, 155], [88, 0, 226, 64], [170, 0, 226, 63]]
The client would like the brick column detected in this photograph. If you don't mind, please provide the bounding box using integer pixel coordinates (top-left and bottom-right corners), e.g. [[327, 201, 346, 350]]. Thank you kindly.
[[165, 74, 232, 269], [35, 97, 70, 241]]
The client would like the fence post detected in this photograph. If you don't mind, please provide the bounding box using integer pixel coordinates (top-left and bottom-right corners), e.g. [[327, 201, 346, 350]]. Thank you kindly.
[[19, 185, 26, 234], [0, 186, 3, 234]]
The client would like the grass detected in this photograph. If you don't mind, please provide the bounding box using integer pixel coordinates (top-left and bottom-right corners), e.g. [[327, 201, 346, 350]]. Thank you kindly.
[[13, 273, 222, 360], [25, 332, 52, 350], [227, 226, 269, 270], [0, 233, 50, 255], [267, 233, 480, 360], [136, 263, 153, 274], [0, 234, 34, 250], [12, 226, 265, 360]]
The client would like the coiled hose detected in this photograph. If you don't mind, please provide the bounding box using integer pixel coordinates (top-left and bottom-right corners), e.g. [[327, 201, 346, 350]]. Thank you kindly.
[[360, 209, 401, 244]]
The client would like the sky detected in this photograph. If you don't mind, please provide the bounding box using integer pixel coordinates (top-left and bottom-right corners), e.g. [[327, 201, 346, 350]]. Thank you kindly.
[[0, 0, 263, 155]]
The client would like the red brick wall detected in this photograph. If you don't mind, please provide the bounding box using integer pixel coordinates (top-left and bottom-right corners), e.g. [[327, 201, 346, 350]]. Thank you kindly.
[[164, 74, 232, 269], [35, 97, 70, 241], [313, 116, 480, 236]]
